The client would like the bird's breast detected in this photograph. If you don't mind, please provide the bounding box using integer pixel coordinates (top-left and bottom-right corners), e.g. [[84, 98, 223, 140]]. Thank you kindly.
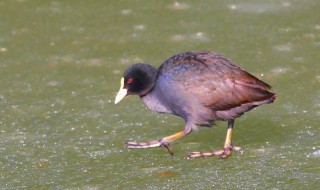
[[141, 92, 173, 114]]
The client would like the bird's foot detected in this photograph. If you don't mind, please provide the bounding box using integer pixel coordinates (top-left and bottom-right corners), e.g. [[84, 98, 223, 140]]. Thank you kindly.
[[185, 145, 243, 159], [124, 139, 174, 155]]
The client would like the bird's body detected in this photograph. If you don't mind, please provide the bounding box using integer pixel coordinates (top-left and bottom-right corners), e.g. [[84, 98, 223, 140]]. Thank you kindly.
[[115, 51, 276, 159], [142, 51, 274, 128]]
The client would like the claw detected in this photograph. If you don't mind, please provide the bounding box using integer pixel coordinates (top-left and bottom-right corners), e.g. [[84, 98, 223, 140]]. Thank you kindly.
[[161, 143, 174, 155]]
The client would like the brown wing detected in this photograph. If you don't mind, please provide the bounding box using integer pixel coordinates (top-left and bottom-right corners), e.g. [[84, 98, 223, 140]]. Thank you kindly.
[[158, 51, 275, 112]]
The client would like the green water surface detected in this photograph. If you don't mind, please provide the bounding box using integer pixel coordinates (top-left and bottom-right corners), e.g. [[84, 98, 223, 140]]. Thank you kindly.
[[0, 1, 319, 189]]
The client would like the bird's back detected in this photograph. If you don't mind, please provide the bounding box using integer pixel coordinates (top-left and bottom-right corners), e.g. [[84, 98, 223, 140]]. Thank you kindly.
[[156, 51, 275, 124]]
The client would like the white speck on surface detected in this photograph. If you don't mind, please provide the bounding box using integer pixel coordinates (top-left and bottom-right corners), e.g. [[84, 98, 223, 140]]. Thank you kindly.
[[293, 57, 304, 62], [281, 2, 291, 7], [170, 34, 187, 42], [229, 4, 237, 10], [0, 47, 7, 52], [170, 2, 189, 10], [47, 81, 61, 87], [119, 56, 143, 64], [273, 43, 292, 52], [192, 32, 210, 42], [310, 150, 320, 158], [121, 9, 132, 15], [270, 67, 290, 75], [134, 24, 145, 31]]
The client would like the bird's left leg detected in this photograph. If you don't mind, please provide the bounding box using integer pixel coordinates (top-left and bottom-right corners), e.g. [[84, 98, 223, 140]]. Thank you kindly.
[[125, 126, 192, 155], [186, 120, 243, 159]]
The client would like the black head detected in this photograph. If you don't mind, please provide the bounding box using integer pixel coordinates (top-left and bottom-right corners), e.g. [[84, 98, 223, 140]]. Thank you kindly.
[[115, 63, 157, 104]]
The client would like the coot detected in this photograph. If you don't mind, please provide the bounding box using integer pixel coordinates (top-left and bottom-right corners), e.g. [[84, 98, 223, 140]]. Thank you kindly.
[[115, 51, 276, 159]]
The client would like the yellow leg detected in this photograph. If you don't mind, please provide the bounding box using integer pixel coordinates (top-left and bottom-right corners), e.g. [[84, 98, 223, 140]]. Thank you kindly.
[[186, 120, 243, 159], [224, 121, 233, 148], [161, 131, 186, 143], [125, 129, 191, 155]]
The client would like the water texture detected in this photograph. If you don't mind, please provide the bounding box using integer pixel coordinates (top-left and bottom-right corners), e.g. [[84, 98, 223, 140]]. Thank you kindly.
[[0, 1, 319, 189]]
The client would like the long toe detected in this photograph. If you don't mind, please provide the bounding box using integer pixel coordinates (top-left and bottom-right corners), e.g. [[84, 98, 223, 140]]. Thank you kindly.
[[185, 151, 216, 159], [232, 146, 244, 154], [186, 145, 243, 160], [124, 140, 161, 149], [124, 140, 175, 155]]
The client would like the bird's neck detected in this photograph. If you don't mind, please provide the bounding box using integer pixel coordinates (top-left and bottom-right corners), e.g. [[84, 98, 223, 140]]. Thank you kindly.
[[141, 90, 171, 114]]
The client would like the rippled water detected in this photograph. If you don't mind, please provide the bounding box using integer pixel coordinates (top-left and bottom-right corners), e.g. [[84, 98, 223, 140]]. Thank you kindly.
[[0, 1, 319, 189]]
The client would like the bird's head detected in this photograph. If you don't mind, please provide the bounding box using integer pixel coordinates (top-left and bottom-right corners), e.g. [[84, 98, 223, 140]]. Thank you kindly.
[[115, 63, 157, 104]]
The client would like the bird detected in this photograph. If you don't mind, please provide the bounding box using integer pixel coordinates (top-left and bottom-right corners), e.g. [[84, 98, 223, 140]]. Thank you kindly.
[[115, 51, 276, 159]]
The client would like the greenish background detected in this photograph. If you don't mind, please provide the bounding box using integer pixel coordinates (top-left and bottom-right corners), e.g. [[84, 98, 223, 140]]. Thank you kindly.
[[1, 0, 319, 189]]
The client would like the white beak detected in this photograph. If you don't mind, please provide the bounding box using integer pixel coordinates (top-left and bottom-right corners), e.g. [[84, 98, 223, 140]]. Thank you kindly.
[[115, 77, 128, 104]]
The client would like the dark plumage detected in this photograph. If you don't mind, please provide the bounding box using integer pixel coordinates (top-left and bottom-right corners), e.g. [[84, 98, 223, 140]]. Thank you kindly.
[[115, 51, 276, 159]]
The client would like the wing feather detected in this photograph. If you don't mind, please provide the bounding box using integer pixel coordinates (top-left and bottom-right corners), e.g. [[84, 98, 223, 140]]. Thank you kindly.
[[158, 51, 275, 112]]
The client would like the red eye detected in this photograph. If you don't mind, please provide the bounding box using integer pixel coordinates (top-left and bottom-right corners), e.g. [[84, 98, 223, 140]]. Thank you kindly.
[[127, 78, 134, 84]]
